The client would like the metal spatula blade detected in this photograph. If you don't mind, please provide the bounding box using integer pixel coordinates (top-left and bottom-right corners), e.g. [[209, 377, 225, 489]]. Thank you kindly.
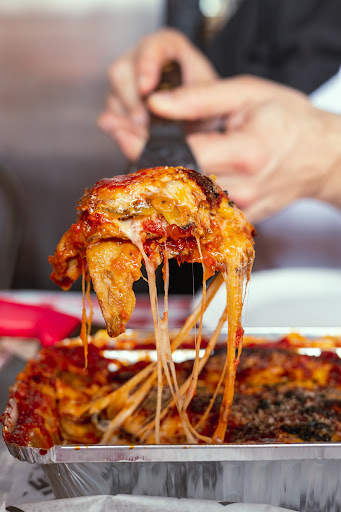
[[129, 61, 201, 173]]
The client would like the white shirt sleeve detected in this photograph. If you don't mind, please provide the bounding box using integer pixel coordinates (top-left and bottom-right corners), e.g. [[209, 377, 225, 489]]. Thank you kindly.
[[309, 66, 341, 114]]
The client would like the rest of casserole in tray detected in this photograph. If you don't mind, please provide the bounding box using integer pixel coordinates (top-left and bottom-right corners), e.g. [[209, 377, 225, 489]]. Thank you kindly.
[[2, 330, 341, 447]]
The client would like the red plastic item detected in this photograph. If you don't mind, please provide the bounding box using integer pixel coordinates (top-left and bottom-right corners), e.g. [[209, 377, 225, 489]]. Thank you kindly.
[[0, 299, 80, 347]]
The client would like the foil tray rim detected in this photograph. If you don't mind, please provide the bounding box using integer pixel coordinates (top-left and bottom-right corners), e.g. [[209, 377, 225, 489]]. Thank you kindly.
[[6, 441, 341, 465], [4, 326, 341, 466]]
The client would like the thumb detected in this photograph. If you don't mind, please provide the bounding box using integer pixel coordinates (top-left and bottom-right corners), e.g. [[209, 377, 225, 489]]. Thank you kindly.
[[147, 76, 278, 121], [147, 84, 226, 121]]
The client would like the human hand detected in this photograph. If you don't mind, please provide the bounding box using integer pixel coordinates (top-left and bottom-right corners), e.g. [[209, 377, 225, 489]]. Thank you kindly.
[[98, 28, 217, 160], [146, 75, 341, 223]]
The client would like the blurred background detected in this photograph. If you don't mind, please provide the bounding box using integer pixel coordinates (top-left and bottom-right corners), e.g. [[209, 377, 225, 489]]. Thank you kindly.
[[2, 0, 341, 292]]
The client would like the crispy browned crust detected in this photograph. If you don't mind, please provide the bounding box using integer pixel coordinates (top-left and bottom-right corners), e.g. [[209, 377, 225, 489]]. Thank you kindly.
[[49, 167, 253, 287], [49, 167, 255, 337], [79, 167, 225, 213]]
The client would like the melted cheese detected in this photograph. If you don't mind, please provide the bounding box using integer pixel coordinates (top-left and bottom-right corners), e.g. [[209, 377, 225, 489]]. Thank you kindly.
[[50, 167, 255, 444]]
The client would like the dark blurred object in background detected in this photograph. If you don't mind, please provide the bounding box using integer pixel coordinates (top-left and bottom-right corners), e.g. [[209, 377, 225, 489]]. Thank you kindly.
[[166, 0, 243, 49], [166, 0, 203, 48], [0, 164, 23, 289], [166, 0, 341, 94], [206, 0, 341, 94]]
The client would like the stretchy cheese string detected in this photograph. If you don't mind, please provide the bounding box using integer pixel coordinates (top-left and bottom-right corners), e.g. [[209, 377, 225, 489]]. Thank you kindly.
[[86, 278, 93, 337], [112, 219, 209, 443], [126, 230, 193, 442], [146, 250, 195, 443], [147, 260, 163, 444], [91, 273, 225, 444], [78, 273, 223, 423], [87, 247, 245, 444], [182, 305, 228, 442], [163, 244, 169, 314], [174, 247, 249, 443], [100, 369, 157, 443], [160, 249, 185, 409], [195, 359, 227, 430], [76, 266, 225, 442], [80, 262, 89, 368], [170, 272, 224, 352], [184, 243, 206, 410], [90, 261, 243, 446], [88, 364, 155, 416], [182, 239, 206, 411], [159, 250, 196, 442], [213, 266, 245, 443], [138, 302, 228, 444], [114, 219, 163, 442]]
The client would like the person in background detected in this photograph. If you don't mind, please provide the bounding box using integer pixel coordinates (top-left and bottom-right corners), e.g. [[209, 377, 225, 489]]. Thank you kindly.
[[98, 1, 341, 271], [98, 30, 341, 222]]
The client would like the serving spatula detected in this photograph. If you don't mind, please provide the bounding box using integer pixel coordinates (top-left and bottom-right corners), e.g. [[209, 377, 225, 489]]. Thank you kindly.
[[130, 61, 200, 173]]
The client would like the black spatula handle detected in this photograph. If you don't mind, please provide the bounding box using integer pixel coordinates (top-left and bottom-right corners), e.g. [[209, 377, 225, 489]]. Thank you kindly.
[[155, 60, 182, 92], [130, 60, 200, 172], [149, 61, 182, 124]]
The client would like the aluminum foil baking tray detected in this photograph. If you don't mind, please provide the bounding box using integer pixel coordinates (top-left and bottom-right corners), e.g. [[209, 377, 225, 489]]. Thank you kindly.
[[3, 327, 341, 511]]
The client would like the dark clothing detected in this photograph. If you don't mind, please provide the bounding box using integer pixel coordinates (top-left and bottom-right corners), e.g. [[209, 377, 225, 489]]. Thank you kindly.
[[207, 0, 341, 94]]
